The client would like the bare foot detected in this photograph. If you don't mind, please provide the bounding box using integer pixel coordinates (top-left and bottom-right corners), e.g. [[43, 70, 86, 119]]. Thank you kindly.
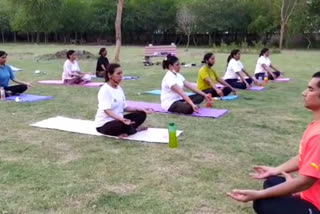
[[118, 133, 128, 138], [136, 126, 148, 132]]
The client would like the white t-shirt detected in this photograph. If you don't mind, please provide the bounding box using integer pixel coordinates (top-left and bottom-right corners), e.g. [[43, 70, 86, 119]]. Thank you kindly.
[[62, 59, 81, 80], [161, 70, 185, 111], [254, 56, 271, 74], [224, 58, 244, 80], [95, 83, 127, 127]]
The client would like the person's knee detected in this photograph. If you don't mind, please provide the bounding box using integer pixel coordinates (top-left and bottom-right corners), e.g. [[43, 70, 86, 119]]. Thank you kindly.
[[137, 111, 147, 121], [274, 71, 281, 77], [21, 84, 28, 91], [184, 105, 194, 114], [223, 87, 232, 96], [253, 199, 265, 214], [263, 176, 285, 189]]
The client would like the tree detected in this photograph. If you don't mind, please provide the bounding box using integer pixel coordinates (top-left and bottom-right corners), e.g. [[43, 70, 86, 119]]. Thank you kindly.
[[114, 0, 124, 63], [279, 0, 299, 49], [0, 0, 11, 43], [176, 5, 196, 50]]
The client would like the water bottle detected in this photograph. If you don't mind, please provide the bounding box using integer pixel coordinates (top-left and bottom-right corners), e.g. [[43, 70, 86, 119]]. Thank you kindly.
[[168, 123, 178, 148], [206, 94, 213, 108], [258, 76, 263, 86], [0, 87, 5, 101], [264, 76, 269, 84]]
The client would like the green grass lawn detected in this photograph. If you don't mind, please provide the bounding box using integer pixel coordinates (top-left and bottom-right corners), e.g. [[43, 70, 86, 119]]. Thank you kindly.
[[0, 44, 319, 214]]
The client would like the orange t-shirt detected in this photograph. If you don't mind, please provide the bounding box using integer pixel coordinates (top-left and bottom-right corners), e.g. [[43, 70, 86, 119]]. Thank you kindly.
[[299, 120, 320, 210]]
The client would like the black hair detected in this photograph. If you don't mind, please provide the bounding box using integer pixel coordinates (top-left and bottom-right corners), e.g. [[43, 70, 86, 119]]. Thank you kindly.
[[259, 48, 269, 57], [66, 50, 75, 59], [0, 51, 7, 57], [202, 53, 214, 64], [105, 63, 121, 82], [99, 48, 106, 56], [312, 71, 320, 88], [162, 54, 179, 70], [227, 49, 240, 63]]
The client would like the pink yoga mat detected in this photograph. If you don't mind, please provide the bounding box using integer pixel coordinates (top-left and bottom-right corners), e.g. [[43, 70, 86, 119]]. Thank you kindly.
[[126, 101, 228, 118], [273, 78, 290, 82], [38, 80, 103, 88]]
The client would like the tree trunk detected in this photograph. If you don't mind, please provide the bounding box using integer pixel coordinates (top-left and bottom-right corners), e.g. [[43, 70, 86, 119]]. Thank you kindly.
[[114, 0, 124, 63], [186, 34, 190, 51], [36, 32, 40, 43], [13, 32, 17, 42], [1, 32, 4, 43], [27, 32, 30, 43], [208, 33, 212, 46], [279, 21, 285, 50], [44, 32, 48, 44], [31, 33, 34, 43], [63, 33, 67, 44]]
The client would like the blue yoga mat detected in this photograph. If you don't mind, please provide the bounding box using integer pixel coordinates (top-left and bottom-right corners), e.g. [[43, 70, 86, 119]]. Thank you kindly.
[[220, 95, 239, 101], [144, 89, 195, 96], [6, 94, 53, 103], [90, 75, 140, 80]]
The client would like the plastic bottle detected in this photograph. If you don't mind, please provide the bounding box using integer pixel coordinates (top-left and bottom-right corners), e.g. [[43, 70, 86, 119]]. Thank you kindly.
[[0, 87, 5, 101], [168, 123, 178, 148], [206, 94, 213, 108], [258, 76, 263, 86], [264, 76, 269, 84]]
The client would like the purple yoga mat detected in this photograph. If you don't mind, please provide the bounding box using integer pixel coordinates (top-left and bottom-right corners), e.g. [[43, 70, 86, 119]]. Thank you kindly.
[[126, 101, 228, 118], [38, 80, 103, 88], [273, 78, 290, 82], [216, 84, 264, 91], [5, 94, 53, 102]]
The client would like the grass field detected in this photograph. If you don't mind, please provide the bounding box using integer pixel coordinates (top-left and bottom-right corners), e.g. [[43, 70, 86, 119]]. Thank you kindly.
[[0, 44, 319, 214]]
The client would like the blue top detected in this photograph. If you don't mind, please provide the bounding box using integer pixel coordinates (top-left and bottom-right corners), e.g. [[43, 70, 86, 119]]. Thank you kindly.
[[0, 65, 15, 87]]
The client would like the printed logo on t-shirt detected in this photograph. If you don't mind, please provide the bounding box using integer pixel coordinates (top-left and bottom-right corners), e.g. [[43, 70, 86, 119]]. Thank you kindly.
[[311, 163, 319, 171], [113, 99, 117, 103]]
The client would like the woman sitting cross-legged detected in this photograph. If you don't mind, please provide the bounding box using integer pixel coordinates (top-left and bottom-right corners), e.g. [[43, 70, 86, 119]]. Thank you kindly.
[[224, 49, 259, 89], [0, 50, 32, 97], [161, 54, 211, 115], [62, 50, 91, 85], [254, 48, 281, 81], [95, 63, 151, 137]]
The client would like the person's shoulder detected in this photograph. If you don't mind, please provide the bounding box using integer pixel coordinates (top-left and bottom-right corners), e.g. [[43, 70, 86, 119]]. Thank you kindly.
[[199, 65, 208, 72]]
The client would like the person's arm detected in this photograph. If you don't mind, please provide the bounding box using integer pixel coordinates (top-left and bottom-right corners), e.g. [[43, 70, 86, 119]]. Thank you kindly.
[[270, 64, 280, 72], [101, 64, 107, 71], [184, 81, 209, 98], [241, 68, 258, 84], [171, 84, 199, 112], [262, 64, 277, 79], [236, 72, 251, 87], [251, 155, 299, 179], [124, 106, 152, 113], [228, 174, 317, 202], [104, 109, 134, 125], [217, 78, 237, 94], [12, 78, 32, 87]]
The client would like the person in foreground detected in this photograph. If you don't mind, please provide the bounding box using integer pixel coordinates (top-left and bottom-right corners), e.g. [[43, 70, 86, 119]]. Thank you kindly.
[[0, 50, 32, 97], [254, 48, 282, 81], [62, 50, 91, 85], [95, 63, 151, 137], [228, 72, 320, 214], [224, 49, 258, 89], [161, 54, 211, 114], [197, 53, 236, 97]]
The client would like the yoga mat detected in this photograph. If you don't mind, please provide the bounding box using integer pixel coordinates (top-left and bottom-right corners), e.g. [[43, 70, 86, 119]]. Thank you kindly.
[[38, 80, 103, 88], [5, 94, 53, 103], [144, 89, 194, 96], [127, 101, 228, 118], [273, 78, 290, 82], [31, 116, 183, 144], [90, 75, 140, 80], [220, 95, 239, 101], [9, 65, 22, 71]]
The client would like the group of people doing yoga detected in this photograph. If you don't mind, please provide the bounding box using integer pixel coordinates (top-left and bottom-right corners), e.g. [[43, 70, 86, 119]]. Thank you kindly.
[[95, 55, 319, 214], [1, 46, 319, 214]]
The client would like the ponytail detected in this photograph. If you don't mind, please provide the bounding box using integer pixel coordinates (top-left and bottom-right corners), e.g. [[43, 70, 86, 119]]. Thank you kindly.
[[162, 54, 179, 70], [259, 48, 269, 57], [227, 49, 240, 64]]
